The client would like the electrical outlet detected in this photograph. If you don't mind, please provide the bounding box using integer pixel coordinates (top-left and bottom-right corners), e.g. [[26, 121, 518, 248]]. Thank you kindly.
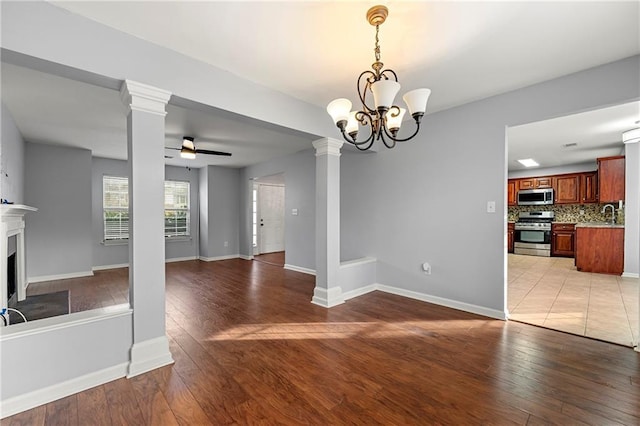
[[224, 241, 228, 247]]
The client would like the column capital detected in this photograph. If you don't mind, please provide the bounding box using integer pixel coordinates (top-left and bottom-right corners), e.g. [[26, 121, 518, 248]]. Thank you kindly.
[[312, 138, 344, 157], [120, 80, 171, 116]]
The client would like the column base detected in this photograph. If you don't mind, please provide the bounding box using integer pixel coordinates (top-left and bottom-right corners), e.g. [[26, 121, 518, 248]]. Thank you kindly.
[[127, 335, 174, 378], [311, 286, 345, 308]]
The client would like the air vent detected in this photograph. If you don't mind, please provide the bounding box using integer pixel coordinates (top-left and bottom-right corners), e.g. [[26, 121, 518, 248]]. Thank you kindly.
[[562, 143, 578, 148]]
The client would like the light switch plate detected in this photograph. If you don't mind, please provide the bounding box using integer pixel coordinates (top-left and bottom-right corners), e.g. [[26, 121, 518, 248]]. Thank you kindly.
[[487, 201, 496, 213]]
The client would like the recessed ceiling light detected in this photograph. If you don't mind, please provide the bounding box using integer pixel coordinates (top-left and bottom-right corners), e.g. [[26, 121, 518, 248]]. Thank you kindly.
[[562, 142, 578, 148], [517, 158, 539, 168]]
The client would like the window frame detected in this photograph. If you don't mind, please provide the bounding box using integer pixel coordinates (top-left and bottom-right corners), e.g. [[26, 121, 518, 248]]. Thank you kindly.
[[102, 176, 191, 242]]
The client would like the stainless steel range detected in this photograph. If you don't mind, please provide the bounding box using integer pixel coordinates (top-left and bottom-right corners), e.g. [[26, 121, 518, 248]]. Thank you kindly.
[[514, 211, 555, 257]]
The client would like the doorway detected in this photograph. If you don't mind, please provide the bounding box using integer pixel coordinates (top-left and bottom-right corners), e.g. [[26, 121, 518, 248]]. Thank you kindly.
[[253, 174, 285, 266], [505, 103, 639, 348]]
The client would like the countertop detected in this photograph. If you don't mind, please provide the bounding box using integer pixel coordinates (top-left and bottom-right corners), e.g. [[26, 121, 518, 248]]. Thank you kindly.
[[575, 222, 624, 228]]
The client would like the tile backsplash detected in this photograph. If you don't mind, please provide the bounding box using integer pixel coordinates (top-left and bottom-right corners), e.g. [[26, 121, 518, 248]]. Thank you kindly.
[[508, 203, 625, 224]]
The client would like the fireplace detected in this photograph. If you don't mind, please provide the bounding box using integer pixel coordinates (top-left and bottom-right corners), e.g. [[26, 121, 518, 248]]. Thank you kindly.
[[7, 252, 16, 303], [1, 204, 37, 325]]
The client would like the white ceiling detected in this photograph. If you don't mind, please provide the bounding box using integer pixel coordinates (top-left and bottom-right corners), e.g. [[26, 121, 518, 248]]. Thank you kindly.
[[508, 101, 640, 172], [2, 1, 639, 168]]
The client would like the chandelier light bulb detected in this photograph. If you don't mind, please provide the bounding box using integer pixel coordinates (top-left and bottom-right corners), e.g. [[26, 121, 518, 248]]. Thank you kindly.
[[403, 88, 431, 117], [385, 107, 406, 131], [346, 111, 359, 136], [370, 80, 401, 110], [327, 98, 352, 126]]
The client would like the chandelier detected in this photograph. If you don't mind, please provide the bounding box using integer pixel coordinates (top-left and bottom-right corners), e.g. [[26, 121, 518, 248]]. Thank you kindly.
[[326, 5, 431, 151]]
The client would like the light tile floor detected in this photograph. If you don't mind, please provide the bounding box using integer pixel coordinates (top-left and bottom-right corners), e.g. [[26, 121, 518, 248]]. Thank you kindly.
[[508, 254, 639, 347]]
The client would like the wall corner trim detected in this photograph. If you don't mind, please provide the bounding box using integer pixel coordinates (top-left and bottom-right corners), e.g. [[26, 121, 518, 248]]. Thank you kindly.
[[127, 335, 174, 378], [621, 272, 640, 279], [0, 363, 128, 419]]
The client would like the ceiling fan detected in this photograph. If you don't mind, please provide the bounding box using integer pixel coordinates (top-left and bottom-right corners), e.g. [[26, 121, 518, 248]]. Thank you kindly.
[[166, 136, 232, 159]]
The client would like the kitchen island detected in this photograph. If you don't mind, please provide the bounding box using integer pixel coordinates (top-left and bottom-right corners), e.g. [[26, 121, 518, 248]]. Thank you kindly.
[[575, 223, 624, 275]]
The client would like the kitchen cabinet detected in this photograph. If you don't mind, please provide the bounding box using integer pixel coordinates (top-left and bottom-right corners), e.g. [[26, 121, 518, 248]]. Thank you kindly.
[[598, 156, 625, 202], [519, 177, 553, 190], [508, 222, 515, 253], [575, 226, 624, 274], [554, 174, 580, 204], [581, 171, 598, 203], [507, 180, 517, 206], [551, 223, 575, 257]]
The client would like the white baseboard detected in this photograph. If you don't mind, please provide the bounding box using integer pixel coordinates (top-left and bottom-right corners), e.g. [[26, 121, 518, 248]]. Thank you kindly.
[[342, 284, 378, 301], [621, 272, 640, 279], [127, 335, 174, 378], [284, 264, 316, 275], [376, 284, 507, 320], [239, 254, 253, 261], [338, 282, 506, 320], [28, 270, 94, 284], [311, 286, 345, 308], [199, 254, 240, 262], [166, 256, 197, 263], [92, 263, 129, 271], [0, 362, 128, 419]]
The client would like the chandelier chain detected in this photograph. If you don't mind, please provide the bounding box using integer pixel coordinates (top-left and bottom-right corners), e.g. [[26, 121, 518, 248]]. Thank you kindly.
[[374, 24, 381, 62]]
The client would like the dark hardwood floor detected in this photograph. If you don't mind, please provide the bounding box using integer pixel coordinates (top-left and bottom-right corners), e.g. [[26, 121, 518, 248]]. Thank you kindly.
[[253, 251, 285, 267], [5, 259, 640, 425]]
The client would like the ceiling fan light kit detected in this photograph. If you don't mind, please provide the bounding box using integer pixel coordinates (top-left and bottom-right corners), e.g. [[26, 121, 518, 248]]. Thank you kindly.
[[326, 5, 431, 151], [180, 136, 197, 159], [166, 136, 232, 159]]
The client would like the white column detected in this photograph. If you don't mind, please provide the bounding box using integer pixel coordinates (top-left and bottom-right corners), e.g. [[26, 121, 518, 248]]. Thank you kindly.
[[120, 80, 174, 376], [312, 138, 345, 308], [623, 140, 639, 278], [622, 138, 640, 352]]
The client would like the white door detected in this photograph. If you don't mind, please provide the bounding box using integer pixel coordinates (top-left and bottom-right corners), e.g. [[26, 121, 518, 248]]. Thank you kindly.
[[258, 184, 285, 254]]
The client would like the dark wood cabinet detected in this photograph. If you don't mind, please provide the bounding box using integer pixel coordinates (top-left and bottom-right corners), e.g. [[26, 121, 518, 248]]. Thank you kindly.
[[508, 222, 515, 253], [554, 174, 580, 204], [507, 180, 517, 206], [581, 171, 598, 203], [551, 223, 575, 257], [575, 226, 624, 274], [509, 171, 599, 206], [519, 177, 552, 190], [598, 156, 625, 203]]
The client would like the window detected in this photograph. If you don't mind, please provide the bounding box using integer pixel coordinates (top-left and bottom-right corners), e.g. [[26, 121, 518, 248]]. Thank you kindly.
[[103, 176, 129, 241], [164, 180, 190, 238], [102, 176, 190, 241]]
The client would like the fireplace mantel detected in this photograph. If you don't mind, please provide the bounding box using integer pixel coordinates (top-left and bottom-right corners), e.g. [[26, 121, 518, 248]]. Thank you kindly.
[[1, 204, 37, 325], [1, 205, 38, 217]]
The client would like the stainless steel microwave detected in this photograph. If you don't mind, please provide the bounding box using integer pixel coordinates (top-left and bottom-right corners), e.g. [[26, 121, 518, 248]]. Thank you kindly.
[[517, 188, 554, 206]]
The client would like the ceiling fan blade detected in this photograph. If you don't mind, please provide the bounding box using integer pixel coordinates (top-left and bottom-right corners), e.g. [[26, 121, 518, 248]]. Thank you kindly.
[[195, 149, 232, 156]]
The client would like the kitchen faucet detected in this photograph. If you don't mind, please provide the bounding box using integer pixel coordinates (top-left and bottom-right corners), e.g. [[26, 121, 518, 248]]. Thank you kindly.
[[602, 204, 616, 224]]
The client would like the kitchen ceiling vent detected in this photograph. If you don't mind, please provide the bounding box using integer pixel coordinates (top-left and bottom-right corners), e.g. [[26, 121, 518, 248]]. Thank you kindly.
[[562, 142, 578, 148]]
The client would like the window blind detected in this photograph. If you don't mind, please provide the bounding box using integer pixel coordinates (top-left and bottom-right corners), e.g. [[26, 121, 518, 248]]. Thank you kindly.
[[102, 176, 190, 240]]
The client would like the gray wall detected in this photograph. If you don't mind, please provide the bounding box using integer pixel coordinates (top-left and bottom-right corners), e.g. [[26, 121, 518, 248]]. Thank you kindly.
[[341, 56, 640, 313], [240, 149, 316, 270], [91, 157, 200, 268], [1, 102, 25, 204], [199, 166, 240, 259], [25, 142, 93, 279]]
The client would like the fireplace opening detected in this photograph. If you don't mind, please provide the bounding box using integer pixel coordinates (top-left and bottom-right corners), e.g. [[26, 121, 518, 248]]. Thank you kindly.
[[7, 252, 16, 302]]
